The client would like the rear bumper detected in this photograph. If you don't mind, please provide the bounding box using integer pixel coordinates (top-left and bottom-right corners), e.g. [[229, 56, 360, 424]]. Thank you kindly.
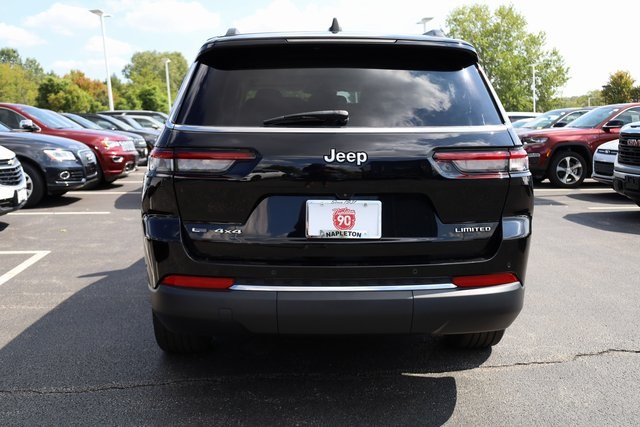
[[151, 281, 524, 336]]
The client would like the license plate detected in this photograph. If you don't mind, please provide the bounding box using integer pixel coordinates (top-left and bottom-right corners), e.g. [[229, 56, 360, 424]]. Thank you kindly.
[[16, 188, 27, 204], [625, 175, 640, 191], [306, 200, 382, 239]]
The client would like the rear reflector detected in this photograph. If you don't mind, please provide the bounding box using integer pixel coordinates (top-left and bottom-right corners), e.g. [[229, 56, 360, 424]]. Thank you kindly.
[[161, 275, 234, 289], [452, 273, 519, 288]]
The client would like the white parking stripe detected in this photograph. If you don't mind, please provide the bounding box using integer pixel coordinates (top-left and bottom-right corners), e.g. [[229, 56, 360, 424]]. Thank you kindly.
[[587, 206, 640, 210], [8, 212, 111, 216], [72, 191, 140, 195], [535, 188, 614, 193], [0, 251, 50, 286]]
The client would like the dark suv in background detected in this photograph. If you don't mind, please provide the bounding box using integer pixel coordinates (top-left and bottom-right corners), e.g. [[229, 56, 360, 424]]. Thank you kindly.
[[519, 103, 640, 187], [143, 22, 533, 353]]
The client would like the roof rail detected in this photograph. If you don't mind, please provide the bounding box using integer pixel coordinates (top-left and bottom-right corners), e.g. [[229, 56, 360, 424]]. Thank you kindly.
[[329, 18, 341, 33]]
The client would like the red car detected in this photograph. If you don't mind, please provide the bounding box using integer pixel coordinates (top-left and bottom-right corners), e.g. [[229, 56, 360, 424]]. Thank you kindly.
[[519, 103, 640, 187], [0, 103, 138, 184]]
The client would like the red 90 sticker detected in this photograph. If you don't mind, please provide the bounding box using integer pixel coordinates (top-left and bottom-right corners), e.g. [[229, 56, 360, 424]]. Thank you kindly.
[[332, 207, 356, 230]]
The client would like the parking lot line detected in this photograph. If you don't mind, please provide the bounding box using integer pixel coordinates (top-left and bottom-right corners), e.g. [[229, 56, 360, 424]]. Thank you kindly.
[[72, 191, 141, 195], [8, 212, 111, 216], [0, 251, 50, 286], [535, 188, 614, 193], [587, 206, 640, 210]]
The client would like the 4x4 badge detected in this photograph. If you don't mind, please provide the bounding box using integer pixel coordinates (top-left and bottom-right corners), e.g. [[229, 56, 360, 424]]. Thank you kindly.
[[323, 148, 368, 166]]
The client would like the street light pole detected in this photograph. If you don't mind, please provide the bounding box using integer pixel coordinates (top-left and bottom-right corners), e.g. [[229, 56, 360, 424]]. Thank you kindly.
[[90, 9, 114, 111], [164, 58, 171, 112], [417, 17, 433, 33], [531, 65, 537, 113]]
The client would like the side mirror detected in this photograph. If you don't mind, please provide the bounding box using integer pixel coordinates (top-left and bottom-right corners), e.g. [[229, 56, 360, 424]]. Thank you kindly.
[[603, 119, 625, 133], [19, 119, 40, 132], [553, 122, 567, 128]]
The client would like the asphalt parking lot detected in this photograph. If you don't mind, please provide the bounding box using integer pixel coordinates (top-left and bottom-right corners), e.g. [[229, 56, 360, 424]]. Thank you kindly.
[[1, 168, 639, 426]]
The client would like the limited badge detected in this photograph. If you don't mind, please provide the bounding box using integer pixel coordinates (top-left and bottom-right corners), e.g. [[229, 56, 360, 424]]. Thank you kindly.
[[332, 207, 356, 231]]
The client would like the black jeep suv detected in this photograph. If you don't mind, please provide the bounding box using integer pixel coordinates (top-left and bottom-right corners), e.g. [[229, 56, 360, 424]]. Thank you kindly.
[[142, 22, 533, 353]]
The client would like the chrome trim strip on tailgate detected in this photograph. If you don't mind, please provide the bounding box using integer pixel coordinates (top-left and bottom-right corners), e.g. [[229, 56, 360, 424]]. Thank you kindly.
[[230, 283, 457, 292]]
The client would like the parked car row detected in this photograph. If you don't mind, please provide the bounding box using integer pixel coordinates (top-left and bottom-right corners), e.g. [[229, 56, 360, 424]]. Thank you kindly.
[[0, 122, 98, 207], [0, 103, 166, 209], [518, 103, 640, 188], [61, 113, 152, 166]]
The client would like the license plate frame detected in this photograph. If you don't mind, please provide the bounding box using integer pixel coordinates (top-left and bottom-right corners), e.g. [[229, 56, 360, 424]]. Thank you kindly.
[[306, 200, 382, 239]]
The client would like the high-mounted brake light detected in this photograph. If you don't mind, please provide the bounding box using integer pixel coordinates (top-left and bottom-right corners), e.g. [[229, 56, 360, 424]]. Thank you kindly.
[[433, 148, 529, 178], [148, 148, 256, 173], [161, 275, 235, 289], [453, 273, 520, 288]]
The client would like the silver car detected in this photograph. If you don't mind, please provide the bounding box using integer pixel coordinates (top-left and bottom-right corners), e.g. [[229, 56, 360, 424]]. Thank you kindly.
[[592, 139, 619, 186]]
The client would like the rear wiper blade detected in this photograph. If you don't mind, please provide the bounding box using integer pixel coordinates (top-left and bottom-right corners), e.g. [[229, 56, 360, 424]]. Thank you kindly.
[[263, 110, 349, 127]]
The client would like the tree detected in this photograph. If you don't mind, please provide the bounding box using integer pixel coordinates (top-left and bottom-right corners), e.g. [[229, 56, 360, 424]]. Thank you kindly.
[[601, 71, 635, 103], [23, 57, 45, 83], [111, 76, 141, 110], [122, 51, 189, 112], [560, 90, 604, 108], [136, 85, 164, 111], [0, 47, 44, 104], [0, 48, 22, 66], [446, 4, 569, 112], [36, 75, 94, 112], [0, 63, 38, 105], [65, 70, 108, 111]]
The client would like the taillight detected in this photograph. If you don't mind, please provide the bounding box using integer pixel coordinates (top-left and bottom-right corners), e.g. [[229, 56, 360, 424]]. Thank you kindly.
[[161, 275, 234, 289], [452, 273, 520, 288], [148, 148, 256, 173], [433, 148, 529, 178]]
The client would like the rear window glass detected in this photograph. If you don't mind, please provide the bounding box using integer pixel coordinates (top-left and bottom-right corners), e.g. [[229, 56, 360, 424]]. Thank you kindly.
[[176, 44, 502, 128]]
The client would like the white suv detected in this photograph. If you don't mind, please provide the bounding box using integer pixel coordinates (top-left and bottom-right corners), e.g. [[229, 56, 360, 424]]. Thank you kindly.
[[0, 145, 27, 215]]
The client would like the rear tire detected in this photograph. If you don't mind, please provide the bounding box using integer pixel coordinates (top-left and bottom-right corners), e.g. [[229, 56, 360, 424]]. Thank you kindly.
[[152, 312, 213, 354], [21, 163, 45, 208], [548, 151, 587, 188], [444, 330, 505, 349]]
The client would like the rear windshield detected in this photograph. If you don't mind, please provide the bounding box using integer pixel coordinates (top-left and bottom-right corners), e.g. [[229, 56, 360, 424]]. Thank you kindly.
[[176, 44, 502, 128]]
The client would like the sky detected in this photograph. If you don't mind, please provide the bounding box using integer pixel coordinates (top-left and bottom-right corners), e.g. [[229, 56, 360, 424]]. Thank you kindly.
[[1, 0, 638, 97]]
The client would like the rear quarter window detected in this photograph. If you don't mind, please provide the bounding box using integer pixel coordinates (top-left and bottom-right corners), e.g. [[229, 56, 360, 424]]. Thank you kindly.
[[175, 42, 502, 128]]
